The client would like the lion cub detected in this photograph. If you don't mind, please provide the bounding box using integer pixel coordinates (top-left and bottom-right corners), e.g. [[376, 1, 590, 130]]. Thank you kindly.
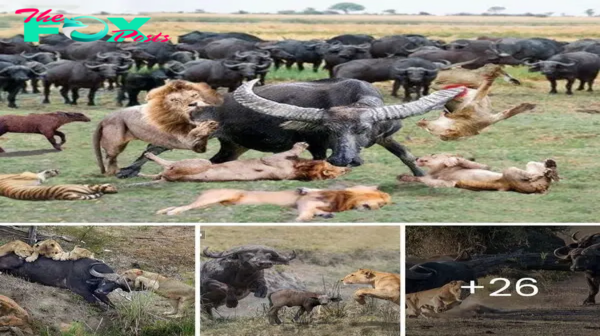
[[121, 269, 195, 318], [0, 241, 34, 259], [406, 280, 470, 318], [418, 65, 535, 140]]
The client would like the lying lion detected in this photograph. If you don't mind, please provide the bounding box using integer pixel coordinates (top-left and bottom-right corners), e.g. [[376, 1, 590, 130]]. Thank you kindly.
[[406, 280, 470, 318], [141, 142, 350, 182], [156, 185, 391, 221], [341, 269, 400, 305], [398, 153, 559, 194], [418, 65, 536, 140], [0, 240, 95, 262], [93, 80, 222, 176], [121, 269, 195, 318]]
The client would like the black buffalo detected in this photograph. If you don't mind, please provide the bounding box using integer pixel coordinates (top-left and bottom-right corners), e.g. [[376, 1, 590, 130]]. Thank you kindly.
[[0, 254, 129, 306], [406, 261, 477, 293], [554, 232, 600, 305], [489, 37, 564, 62], [332, 57, 403, 83], [116, 78, 461, 178], [0, 61, 46, 108], [327, 34, 374, 45], [42, 60, 128, 105], [323, 43, 371, 77], [201, 245, 296, 318], [267, 40, 324, 72], [527, 51, 600, 94], [370, 35, 437, 58], [178, 31, 263, 44], [182, 59, 269, 91], [390, 58, 441, 101]]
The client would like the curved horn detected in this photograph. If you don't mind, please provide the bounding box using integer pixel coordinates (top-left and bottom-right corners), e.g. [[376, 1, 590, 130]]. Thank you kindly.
[[223, 61, 240, 69], [121, 51, 132, 59], [202, 247, 238, 258], [403, 46, 420, 53], [524, 59, 541, 66], [233, 79, 326, 122], [556, 61, 576, 67], [0, 67, 14, 75], [270, 250, 297, 263], [554, 246, 572, 260], [21, 51, 41, 59], [89, 264, 120, 282], [572, 231, 581, 243], [361, 87, 464, 122], [85, 63, 104, 69], [234, 51, 248, 58], [96, 52, 108, 59], [193, 50, 199, 59], [357, 43, 371, 50], [165, 61, 186, 75], [256, 62, 271, 70], [54, 51, 61, 60], [452, 41, 469, 47], [27, 62, 47, 75], [259, 50, 271, 58], [118, 64, 131, 70]]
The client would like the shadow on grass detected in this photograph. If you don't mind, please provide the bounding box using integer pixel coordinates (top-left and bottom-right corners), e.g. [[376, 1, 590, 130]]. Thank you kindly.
[[0, 149, 58, 157]]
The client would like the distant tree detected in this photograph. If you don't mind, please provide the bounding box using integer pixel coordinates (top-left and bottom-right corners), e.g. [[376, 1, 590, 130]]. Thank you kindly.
[[418, 11, 432, 16], [235, 10, 249, 14], [329, 2, 365, 14], [585, 9, 595, 17], [195, 9, 206, 13], [383, 9, 396, 15], [544, 12, 554, 17], [278, 10, 296, 14], [302, 7, 323, 15], [487, 6, 506, 14]]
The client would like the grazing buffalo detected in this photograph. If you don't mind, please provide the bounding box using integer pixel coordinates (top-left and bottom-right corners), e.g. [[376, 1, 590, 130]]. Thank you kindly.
[[182, 59, 269, 91], [527, 52, 600, 94], [116, 78, 461, 178], [323, 43, 371, 77], [0, 254, 129, 306], [200, 245, 297, 318], [554, 232, 600, 305], [268, 40, 324, 72], [42, 60, 128, 105], [406, 261, 477, 294], [0, 62, 46, 108]]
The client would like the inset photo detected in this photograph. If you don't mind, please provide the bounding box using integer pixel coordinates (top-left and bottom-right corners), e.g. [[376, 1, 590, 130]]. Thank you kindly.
[[0, 225, 195, 336], [200, 226, 400, 336], [405, 226, 600, 335]]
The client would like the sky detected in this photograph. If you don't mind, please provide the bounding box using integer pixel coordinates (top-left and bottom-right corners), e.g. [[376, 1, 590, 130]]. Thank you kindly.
[[0, 0, 599, 16]]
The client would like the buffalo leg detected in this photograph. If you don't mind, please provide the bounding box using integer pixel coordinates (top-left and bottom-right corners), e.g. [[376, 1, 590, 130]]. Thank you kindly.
[[312, 62, 320, 73], [21, 82, 28, 94], [403, 84, 412, 102], [59, 86, 71, 104], [201, 304, 214, 319], [584, 275, 599, 305], [6, 86, 19, 108], [88, 87, 98, 106], [577, 79, 585, 91], [116, 144, 171, 179], [296, 62, 304, 72], [273, 59, 282, 70], [210, 139, 249, 163], [548, 79, 557, 94], [566, 79, 575, 95], [31, 78, 40, 93], [588, 79, 594, 92], [377, 137, 424, 176], [423, 84, 430, 96], [42, 80, 51, 104], [392, 80, 401, 97], [70, 88, 79, 105]]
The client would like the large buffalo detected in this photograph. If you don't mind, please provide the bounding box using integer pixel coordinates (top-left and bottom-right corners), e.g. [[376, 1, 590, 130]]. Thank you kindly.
[[323, 43, 371, 77], [115, 79, 461, 178], [406, 261, 477, 293], [0, 254, 129, 306], [181, 59, 269, 91], [0, 61, 46, 108], [332, 57, 403, 83], [489, 37, 564, 61], [267, 40, 324, 72], [201, 245, 297, 318], [390, 58, 441, 101], [370, 35, 437, 58], [527, 51, 600, 94], [554, 232, 600, 305]]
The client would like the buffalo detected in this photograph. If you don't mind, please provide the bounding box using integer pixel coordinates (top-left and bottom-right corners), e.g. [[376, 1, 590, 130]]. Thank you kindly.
[[406, 261, 477, 294], [323, 43, 371, 77], [178, 31, 263, 44], [115, 78, 461, 178], [327, 34, 374, 45], [332, 57, 404, 83], [181, 59, 269, 91], [0, 254, 129, 306], [554, 232, 600, 305], [370, 35, 437, 58], [527, 51, 600, 94], [117, 68, 170, 107], [201, 245, 297, 318], [390, 58, 441, 101], [0, 61, 46, 108], [42, 60, 128, 105], [489, 37, 564, 62], [266, 40, 324, 72]]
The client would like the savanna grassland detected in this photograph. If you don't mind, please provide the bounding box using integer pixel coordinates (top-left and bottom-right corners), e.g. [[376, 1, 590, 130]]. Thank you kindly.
[[1, 14, 600, 222]]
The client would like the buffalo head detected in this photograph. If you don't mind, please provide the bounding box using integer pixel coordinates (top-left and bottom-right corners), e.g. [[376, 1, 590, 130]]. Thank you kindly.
[[392, 65, 439, 84], [555, 232, 600, 272], [223, 60, 270, 80], [20, 51, 59, 64], [203, 245, 297, 270], [0, 64, 34, 81], [233, 79, 463, 167], [89, 263, 131, 295], [84, 63, 128, 80], [526, 59, 576, 76]]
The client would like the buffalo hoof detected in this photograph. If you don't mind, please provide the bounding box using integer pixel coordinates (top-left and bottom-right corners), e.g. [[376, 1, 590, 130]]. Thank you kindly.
[[116, 167, 141, 179], [226, 300, 238, 308], [549, 91, 557, 95], [566, 92, 573, 95], [87, 102, 95, 106], [8, 104, 17, 109], [42, 99, 50, 104]]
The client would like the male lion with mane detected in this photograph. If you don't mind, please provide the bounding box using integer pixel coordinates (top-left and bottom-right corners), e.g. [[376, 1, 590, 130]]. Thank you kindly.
[[93, 80, 222, 176]]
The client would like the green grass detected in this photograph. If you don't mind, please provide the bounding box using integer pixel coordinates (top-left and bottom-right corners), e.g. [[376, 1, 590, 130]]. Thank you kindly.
[[1, 67, 599, 222]]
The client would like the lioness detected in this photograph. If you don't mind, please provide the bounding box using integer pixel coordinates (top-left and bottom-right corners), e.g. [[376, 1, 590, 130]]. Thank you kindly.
[[93, 80, 223, 175], [0, 241, 33, 259], [398, 153, 559, 194], [121, 269, 195, 318], [156, 185, 391, 221], [406, 280, 470, 318], [341, 269, 400, 305], [141, 142, 350, 182], [418, 65, 536, 140]]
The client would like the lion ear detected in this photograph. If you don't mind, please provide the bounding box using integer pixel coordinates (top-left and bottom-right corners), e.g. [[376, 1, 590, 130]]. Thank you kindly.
[[322, 169, 331, 176], [364, 270, 375, 278]]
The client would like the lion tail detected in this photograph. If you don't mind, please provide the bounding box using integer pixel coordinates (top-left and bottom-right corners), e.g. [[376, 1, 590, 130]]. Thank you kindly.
[[93, 122, 105, 174], [455, 179, 506, 191]]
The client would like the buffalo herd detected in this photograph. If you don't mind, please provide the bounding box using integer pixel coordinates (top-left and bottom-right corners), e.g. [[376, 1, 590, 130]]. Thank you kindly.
[[2, 31, 600, 108]]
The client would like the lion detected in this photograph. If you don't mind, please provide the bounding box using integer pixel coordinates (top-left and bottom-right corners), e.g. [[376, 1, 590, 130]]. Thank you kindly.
[[398, 153, 559, 194], [121, 269, 195, 318], [156, 185, 391, 221], [0, 240, 33, 259], [140, 142, 350, 183], [25, 239, 65, 262], [406, 280, 471, 318], [418, 65, 536, 140], [432, 64, 521, 90], [93, 80, 223, 176], [341, 268, 400, 305], [0, 295, 33, 335], [52, 246, 96, 261]]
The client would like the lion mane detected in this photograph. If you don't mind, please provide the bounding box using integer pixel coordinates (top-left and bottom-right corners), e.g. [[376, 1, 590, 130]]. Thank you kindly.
[[314, 189, 392, 212], [144, 80, 223, 136]]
